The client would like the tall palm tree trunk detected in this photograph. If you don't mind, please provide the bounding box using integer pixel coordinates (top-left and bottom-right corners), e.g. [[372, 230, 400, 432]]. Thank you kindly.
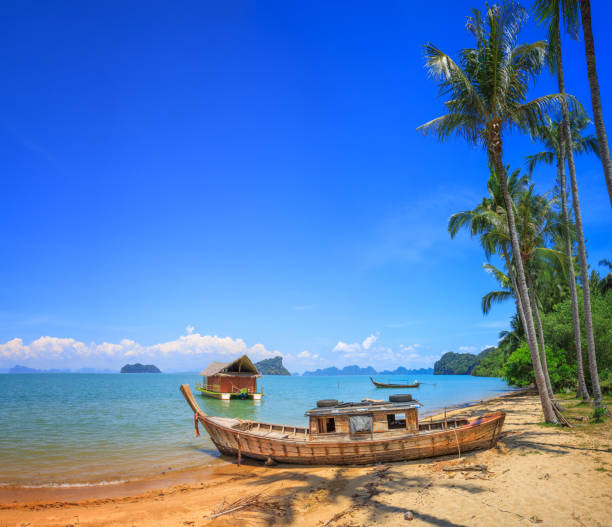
[[526, 269, 556, 405], [579, 0, 612, 208], [556, 18, 603, 408], [556, 142, 590, 401], [492, 144, 558, 423], [502, 245, 527, 331]]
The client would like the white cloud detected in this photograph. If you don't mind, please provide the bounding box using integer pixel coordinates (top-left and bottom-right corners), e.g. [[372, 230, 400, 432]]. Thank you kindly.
[[362, 333, 378, 350], [297, 350, 320, 360], [185, 325, 195, 334], [332, 341, 362, 354], [0, 333, 280, 368], [400, 343, 421, 352], [458, 345, 477, 352]]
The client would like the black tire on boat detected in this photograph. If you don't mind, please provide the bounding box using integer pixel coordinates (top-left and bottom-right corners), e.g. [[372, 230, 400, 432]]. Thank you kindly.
[[316, 399, 339, 408], [389, 394, 412, 402]]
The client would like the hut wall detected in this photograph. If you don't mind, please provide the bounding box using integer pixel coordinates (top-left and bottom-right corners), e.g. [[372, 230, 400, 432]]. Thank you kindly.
[[205, 375, 257, 393]]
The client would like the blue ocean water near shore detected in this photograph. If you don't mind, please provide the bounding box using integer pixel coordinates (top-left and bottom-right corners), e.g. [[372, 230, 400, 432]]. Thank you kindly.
[[0, 373, 514, 487]]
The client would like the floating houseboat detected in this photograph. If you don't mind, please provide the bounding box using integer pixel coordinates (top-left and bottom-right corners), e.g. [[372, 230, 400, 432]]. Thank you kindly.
[[196, 355, 263, 400], [180, 384, 505, 465]]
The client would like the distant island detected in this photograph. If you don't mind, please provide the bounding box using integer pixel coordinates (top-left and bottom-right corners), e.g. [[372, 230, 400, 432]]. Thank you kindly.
[[301, 365, 434, 376], [433, 347, 502, 376], [255, 356, 290, 375], [120, 363, 161, 373]]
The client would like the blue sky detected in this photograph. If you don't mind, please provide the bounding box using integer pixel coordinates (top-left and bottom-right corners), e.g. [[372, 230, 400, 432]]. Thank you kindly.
[[1, 1, 610, 373]]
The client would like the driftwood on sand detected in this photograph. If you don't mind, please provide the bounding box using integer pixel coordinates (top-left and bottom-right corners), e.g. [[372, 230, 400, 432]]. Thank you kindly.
[[442, 464, 488, 472]]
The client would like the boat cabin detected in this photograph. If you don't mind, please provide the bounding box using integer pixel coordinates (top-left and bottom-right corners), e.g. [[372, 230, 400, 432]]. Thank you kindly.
[[305, 400, 421, 438], [197, 355, 263, 400]]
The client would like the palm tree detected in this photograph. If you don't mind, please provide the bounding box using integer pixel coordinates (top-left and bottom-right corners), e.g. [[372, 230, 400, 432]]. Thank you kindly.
[[534, 0, 604, 406], [579, 0, 612, 207], [449, 167, 529, 328], [514, 186, 563, 404], [527, 111, 598, 400], [419, 1, 572, 422]]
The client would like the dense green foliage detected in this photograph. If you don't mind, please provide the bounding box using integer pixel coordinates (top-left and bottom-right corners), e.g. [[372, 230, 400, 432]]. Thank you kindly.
[[471, 347, 505, 377], [434, 352, 479, 375], [502, 343, 576, 390], [255, 356, 290, 375], [541, 287, 612, 384]]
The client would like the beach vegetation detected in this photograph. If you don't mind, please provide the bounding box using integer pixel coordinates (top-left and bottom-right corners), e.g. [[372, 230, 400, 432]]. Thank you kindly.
[[423, 0, 611, 421], [419, 0, 574, 422]]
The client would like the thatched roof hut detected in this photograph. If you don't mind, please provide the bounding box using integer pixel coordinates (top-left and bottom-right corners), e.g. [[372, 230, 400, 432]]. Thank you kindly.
[[199, 355, 261, 378]]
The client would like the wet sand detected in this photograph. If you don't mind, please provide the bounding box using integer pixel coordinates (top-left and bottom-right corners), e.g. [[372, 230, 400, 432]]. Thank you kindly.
[[1, 392, 611, 526]]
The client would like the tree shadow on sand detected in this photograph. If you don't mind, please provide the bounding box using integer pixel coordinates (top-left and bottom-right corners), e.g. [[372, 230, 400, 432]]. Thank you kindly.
[[223, 463, 487, 526]]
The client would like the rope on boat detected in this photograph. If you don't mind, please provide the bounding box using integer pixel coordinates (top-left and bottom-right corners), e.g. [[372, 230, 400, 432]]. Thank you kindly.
[[453, 426, 461, 459], [194, 412, 200, 437]]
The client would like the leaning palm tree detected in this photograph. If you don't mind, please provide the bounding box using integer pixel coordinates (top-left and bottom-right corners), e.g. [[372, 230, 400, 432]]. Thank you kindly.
[[534, 0, 604, 406], [418, 1, 574, 422], [527, 110, 598, 400]]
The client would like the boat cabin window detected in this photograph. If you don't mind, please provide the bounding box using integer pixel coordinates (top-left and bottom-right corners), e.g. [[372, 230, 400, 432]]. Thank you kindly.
[[387, 413, 406, 429], [318, 417, 336, 433], [349, 415, 373, 434]]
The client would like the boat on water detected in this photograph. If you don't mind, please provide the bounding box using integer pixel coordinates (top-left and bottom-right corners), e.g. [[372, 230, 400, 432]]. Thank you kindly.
[[196, 355, 263, 400], [180, 384, 505, 465], [370, 377, 420, 389]]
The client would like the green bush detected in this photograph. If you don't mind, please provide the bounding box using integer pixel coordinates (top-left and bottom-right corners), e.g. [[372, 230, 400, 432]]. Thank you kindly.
[[502, 342, 577, 390]]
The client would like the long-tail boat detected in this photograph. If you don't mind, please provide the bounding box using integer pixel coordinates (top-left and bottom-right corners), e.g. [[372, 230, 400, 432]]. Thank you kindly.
[[180, 384, 505, 465], [370, 377, 420, 388]]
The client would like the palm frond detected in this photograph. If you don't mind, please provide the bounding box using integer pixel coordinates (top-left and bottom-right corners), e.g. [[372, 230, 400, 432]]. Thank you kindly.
[[510, 93, 580, 134], [482, 289, 514, 314], [525, 150, 554, 175]]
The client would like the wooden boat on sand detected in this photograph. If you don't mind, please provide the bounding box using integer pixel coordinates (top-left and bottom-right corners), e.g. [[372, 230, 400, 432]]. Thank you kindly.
[[180, 384, 505, 465], [370, 377, 420, 388]]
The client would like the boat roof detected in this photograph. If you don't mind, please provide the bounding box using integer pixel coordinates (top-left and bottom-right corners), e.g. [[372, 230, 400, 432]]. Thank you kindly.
[[199, 355, 261, 377], [305, 400, 421, 417]]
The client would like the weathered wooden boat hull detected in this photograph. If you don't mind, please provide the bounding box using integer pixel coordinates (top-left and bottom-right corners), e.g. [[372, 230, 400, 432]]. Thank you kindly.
[[181, 383, 504, 466], [370, 377, 419, 389], [200, 412, 504, 465]]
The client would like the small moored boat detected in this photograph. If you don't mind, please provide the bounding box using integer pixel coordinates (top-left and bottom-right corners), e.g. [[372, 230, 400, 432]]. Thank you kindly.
[[370, 377, 420, 389], [180, 384, 505, 465]]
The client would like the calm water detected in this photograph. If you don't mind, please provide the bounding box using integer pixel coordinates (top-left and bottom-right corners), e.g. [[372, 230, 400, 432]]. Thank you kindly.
[[0, 373, 513, 486]]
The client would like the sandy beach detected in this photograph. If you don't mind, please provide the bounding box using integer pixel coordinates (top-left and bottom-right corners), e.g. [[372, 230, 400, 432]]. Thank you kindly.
[[2, 392, 611, 527]]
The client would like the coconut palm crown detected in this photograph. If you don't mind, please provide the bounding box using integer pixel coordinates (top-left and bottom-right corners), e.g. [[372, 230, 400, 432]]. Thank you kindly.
[[417, 1, 577, 163], [526, 110, 599, 175]]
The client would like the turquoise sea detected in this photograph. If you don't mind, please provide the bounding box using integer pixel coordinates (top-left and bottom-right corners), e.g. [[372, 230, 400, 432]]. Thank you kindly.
[[0, 373, 513, 487]]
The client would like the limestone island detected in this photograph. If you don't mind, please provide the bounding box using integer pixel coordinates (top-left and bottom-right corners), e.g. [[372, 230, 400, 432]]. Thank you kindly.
[[120, 363, 161, 373], [254, 356, 290, 375]]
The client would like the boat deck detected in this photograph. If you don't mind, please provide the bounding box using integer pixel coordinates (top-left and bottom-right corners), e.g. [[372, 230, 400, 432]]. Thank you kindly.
[[207, 416, 472, 443]]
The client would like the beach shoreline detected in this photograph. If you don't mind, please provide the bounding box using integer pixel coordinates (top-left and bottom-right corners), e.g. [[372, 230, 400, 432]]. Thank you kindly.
[[2, 390, 610, 526], [0, 386, 529, 503]]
